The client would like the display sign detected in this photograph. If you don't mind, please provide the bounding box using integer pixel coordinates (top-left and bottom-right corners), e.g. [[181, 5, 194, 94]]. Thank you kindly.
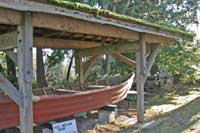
[[52, 119, 78, 133]]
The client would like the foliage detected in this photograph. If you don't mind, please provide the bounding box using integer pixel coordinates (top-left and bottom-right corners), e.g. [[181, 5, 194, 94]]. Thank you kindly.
[[44, 0, 199, 84], [44, 49, 73, 85], [45, 49, 67, 68], [0, 52, 7, 76], [157, 43, 200, 83]]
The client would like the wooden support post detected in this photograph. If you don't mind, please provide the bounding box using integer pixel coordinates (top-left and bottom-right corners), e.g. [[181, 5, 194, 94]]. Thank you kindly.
[[136, 33, 146, 123], [17, 12, 33, 133], [112, 53, 136, 68], [83, 55, 98, 80]]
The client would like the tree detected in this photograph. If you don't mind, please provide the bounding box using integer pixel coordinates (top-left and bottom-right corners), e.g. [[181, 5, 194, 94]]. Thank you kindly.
[[36, 48, 48, 87], [45, 0, 198, 83]]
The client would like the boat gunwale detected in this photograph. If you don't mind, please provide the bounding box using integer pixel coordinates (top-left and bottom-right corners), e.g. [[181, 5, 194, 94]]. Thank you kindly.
[[0, 73, 135, 103], [37, 73, 134, 101]]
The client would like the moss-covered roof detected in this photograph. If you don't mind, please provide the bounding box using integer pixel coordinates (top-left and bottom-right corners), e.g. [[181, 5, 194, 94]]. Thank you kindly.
[[43, 0, 195, 38]]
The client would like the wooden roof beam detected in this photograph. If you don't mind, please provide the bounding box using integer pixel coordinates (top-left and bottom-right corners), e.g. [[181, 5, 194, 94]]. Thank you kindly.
[[0, 8, 177, 44], [0, 32, 113, 50], [0, 1, 186, 40], [34, 37, 101, 49], [76, 42, 138, 57]]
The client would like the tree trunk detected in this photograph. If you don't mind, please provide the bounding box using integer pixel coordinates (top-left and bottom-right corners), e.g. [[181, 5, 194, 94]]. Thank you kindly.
[[6, 54, 17, 87], [0, 63, 5, 75], [105, 55, 112, 75], [121, 0, 131, 14], [67, 52, 74, 80], [36, 48, 47, 88]]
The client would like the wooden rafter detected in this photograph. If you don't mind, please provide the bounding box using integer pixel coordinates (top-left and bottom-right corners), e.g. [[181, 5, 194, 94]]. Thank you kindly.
[[0, 31, 114, 50], [0, 31, 17, 50], [34, 37, 101, 49]]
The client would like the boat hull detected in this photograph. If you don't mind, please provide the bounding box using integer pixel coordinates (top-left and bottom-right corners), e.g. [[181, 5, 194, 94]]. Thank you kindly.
[[0, 74, 134, 129]]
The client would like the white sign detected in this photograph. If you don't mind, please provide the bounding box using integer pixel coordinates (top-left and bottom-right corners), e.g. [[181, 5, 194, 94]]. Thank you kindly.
[[52, 119, 78, 133]]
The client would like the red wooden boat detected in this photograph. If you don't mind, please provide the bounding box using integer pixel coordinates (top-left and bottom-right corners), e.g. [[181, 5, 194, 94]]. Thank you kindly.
[[0, 73, 134, 129]]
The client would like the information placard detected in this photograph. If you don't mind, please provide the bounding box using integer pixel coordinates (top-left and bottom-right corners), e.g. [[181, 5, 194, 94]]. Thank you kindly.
[[52, 119, 78, 133]]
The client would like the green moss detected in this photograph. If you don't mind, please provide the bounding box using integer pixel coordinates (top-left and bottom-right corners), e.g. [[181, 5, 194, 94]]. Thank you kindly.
[[44, 0, 195, 38]]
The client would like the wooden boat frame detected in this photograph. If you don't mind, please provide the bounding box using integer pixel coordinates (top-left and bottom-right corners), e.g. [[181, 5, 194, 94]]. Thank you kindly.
[[0, 73, 134, 129]]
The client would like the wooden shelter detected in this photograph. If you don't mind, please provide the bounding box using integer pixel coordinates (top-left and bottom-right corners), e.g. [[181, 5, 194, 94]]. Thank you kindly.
[[0, 0, 194, 132]]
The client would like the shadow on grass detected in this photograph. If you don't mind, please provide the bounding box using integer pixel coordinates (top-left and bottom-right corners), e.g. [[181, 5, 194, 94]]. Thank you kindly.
[[141, 97, 200, 133], [170, 85, 200, 96], [117, 97, 200, 133], [145, 86, 200, 108]]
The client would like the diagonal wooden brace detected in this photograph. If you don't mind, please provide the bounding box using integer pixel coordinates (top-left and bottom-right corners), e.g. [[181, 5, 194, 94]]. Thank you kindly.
[[0, 74, 21, 105], [112, 53, 136, 68]]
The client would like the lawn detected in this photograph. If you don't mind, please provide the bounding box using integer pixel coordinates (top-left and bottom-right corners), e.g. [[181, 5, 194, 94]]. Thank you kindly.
[[86, 86, 200, 133]]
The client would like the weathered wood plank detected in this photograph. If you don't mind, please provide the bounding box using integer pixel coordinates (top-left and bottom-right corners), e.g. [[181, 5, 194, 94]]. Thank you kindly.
[[0, 6, 177, 44], [0, 74, 21, 105], [17, 12, 33, 133], [34, 37, 101, 49], [0, 31, 106, 50], [77, 42, 138, 57], [0, 1, 181, 40], [112, 53, 136, 68], [32, 12, 176, 44], [0, 8, 21, 25], [32, 12, 139, 41], [0, 32, 17, 50], [144, 34, 176, 45], [128, 91, 147, 95], [136, 33, 146, 123]]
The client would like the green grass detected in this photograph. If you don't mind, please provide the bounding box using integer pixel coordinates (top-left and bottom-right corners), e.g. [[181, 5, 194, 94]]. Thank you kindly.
[[102, 86, 199, 133], [142, 97, 200, 133]]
